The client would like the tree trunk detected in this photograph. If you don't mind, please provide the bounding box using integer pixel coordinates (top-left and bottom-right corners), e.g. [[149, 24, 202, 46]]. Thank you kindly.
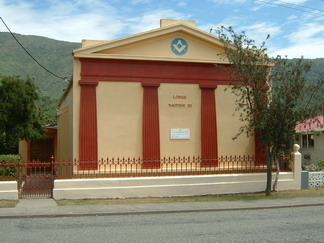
[[272, 155, 280, 192], [266, 161, 272, 196], [265, 148, 272, 196]]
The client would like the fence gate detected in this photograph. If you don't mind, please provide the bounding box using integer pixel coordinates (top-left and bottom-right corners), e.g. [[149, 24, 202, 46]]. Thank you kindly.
[[18, 161, 54, 199]]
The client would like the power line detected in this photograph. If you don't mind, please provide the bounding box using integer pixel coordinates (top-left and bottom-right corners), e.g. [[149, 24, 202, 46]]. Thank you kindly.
[[256, 0, 324, 16], [275, 0, 324, 13], [0, 17, 67, 81]]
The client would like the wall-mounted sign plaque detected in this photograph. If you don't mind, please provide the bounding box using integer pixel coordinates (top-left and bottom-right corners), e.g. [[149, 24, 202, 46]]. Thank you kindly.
[[170, 128, 190, 140]]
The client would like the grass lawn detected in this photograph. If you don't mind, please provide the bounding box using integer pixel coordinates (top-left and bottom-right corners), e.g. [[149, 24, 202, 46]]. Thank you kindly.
[[0, 188, 323, 208], [0, 200, 18, 208], [56, 187, 324, 206]]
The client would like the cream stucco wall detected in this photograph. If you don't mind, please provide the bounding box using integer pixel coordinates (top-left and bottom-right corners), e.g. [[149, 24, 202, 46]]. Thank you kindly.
[[72, 58, 81, 160], [159, 83, 201, 157], [97, 32, 225, 62], [57, 80, 74, 160], [216, 85, 255, 156], [57, 107, 70, 160], [18, 140, 28, 162], [97, 82, 143, 158], [72, 81, 254, 159]]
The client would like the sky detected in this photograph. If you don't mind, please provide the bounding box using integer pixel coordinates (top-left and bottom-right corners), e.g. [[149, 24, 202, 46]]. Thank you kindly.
[[0, 0, 324, 58]]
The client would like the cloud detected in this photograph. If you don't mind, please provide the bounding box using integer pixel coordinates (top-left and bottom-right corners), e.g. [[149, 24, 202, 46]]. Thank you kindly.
[[204, 16, 247, 31], [199, 20, 281, 43], [0, 0, 190, 42], [240, 22, 282, 43], [277, 0, 308, 4], [251, 6, 261, 11], [286, 23, 324, 42], [125, 9, 189, 34], [270, 41, 324, 58], [287, 15, 298, 20], [0, 0, 124, 42], [270, 23, 324, 58], [177, 1, 187, 7], [131, 0, 151, 4], [0, 0, 322, 59], [208, 0, 248, 4]]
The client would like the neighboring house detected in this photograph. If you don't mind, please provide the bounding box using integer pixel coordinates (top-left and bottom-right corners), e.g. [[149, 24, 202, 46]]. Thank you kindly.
[[295, 115, 324, 166], [55, 19, 264, 168]]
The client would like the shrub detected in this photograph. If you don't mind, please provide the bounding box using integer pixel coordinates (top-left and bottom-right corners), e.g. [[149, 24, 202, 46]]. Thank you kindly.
[[317, 160, 324, 171], [0, 154, 21, 163], [0, 154, 21, 180], [304, 160, 324, 172]]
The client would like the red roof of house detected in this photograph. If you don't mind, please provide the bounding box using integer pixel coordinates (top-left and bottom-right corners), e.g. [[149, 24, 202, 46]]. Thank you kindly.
[[295, 115, 324, 132]]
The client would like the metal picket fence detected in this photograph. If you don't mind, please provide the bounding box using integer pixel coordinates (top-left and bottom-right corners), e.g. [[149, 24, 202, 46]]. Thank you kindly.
[[0, 155, 292, 198]]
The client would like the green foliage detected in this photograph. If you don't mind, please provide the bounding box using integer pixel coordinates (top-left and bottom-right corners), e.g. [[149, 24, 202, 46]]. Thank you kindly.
[[0, 154, 21, 180], [215, 26, 323, 195], [0, 154, 21, 162], [38, 95, 59, 125], [215, 26, 272, 139], [0, 76, 45, 154], [261, 57, 323, 153], [319, 160, 324, 169]]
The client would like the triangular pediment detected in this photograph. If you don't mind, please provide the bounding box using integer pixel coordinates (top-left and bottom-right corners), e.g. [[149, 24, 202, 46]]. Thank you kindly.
[[74, 23, 229, 64]]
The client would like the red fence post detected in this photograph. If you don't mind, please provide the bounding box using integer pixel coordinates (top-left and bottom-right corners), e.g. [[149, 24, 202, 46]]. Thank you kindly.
[[51, 155, 55, 176]]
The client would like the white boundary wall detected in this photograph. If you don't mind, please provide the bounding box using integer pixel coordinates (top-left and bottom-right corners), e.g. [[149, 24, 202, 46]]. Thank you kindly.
[[53, 145, 302, 199], [0, 181, 18, 200], [53, 172, 298, 199], [0, 145, 302, 200]]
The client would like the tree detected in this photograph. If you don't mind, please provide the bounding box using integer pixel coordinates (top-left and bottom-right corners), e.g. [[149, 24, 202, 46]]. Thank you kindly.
[[0, 76, 45, 154], [215, 27, 323, 195], [38, 95, 59, 125]]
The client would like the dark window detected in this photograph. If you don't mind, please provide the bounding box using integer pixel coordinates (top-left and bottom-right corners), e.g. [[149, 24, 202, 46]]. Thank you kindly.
[[301, 134, 314, 148]]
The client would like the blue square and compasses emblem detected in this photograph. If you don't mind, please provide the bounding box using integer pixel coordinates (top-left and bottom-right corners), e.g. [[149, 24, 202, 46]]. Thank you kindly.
[[171, 38, 188, 55]]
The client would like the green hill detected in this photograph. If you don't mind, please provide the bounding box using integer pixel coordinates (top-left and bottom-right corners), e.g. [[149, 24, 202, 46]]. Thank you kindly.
[[0, 32, 80, 97], [0, 31, 322, 123], [0, 32, 80, 123]]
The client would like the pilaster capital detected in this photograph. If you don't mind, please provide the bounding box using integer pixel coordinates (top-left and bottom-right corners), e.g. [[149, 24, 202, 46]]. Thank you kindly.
[[141, 81, 160, 88], [199, 81, 218, 89], [79, 79, 99, 86]]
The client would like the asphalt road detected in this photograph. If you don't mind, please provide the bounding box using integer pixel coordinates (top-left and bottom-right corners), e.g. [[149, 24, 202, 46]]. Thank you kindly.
[[1, 205, 323, 242]]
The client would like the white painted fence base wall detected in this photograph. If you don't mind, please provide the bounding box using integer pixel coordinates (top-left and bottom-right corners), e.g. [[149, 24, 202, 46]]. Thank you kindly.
[[53, 172, 298, 199], [53, 144, 302, 200], [0, 145, 302, 200], [0, 181, 18, 200]]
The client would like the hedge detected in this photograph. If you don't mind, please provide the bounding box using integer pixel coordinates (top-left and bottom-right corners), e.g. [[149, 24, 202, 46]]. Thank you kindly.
[[0, 154, 21, 180]]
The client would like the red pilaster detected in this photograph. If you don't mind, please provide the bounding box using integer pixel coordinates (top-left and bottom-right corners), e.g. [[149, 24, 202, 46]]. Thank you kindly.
[[142, 81, 160, 169], [79, 80, 98, 170], [200, 82, 218, 167]]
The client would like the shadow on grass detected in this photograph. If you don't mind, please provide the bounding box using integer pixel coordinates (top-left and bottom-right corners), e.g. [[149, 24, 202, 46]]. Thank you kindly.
[[56, 188, 324, 206]]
